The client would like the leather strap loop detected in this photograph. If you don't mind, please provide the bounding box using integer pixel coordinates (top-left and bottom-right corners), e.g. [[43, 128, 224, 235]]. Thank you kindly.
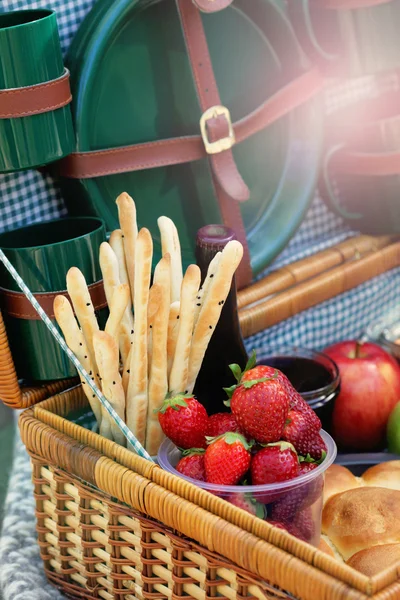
[[57, 68, 322, 179], [191, 0, 233, 12], [310, 0, 391, 9], [0, 280, 107, 320], [0, 68, 72, 119]]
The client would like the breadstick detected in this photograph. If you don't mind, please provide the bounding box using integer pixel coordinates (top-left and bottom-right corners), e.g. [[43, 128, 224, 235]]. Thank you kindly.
[[167, 301, 180, 378], [126, 228, 153, 446], [186, 241, 243, 393], [105, 283, 130, 343], [66, 267, 100, 374], [193, 251, 221, 325], [99, 242, 134, 365], [53, 295, 102, 427], [169, 264, 201, 394], [93, 331, 126, 447], [116, 192, 138, 304], [122, 348, 131, 396], [146, 255, 171, 455], [157, 216, 182, 303], [147, 282, 162, 371], [109, 229, 130, 287]]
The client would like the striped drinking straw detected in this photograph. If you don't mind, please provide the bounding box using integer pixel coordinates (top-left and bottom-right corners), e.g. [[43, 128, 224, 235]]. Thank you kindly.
[[0, 248, 154, 462]]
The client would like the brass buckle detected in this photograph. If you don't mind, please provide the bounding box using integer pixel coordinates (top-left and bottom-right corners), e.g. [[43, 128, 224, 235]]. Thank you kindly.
[[200, 105, 235, 155]]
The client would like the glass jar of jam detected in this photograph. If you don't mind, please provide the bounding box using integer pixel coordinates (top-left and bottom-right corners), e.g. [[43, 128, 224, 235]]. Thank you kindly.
[[256, 347, 340, 434]]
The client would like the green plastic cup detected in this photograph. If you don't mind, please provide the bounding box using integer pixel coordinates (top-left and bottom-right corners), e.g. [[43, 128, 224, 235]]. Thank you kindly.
[[0, 217, 107, 382], [0, 9, 75, 173]]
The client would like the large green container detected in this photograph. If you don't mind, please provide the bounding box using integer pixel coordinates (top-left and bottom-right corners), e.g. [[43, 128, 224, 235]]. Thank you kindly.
[[0, 9, 75, 173], [0, 217, 107, 381]]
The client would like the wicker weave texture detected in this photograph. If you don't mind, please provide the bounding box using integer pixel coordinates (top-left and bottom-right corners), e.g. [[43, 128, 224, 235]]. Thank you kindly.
[[0, 309, 77, 409], [32, 460, 292, 600], [18, 389, 400, 600]]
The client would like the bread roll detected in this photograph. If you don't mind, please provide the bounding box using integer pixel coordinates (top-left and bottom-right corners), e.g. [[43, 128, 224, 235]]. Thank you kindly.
[[318, 536, 342, 561], [323, 464, 361, 506], [346, 543, 400, 576], [322, 487, 400, 560], [362, 461, 400, 491]]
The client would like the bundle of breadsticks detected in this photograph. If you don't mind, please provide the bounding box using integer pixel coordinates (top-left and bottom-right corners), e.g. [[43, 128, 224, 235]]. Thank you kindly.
[[54, 193, 243, 455]]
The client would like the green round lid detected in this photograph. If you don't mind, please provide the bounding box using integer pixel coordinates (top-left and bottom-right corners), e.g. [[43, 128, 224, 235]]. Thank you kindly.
[[64, 0, 323, 275]]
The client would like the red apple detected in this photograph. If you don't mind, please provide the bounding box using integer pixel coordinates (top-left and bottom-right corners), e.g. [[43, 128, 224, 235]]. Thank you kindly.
[[323, 341, 400, 450]]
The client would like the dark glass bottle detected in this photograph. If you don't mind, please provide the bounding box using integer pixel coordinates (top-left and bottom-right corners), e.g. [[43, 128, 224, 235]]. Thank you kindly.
[[193, 224, 248, 414]]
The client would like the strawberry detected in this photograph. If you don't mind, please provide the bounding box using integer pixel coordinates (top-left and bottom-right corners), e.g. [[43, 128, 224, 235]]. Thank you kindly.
[[204, 433, 252, 485], [176, 449, 206, 482], [267, 519, 304, 539], [157, 394, 208, 449], [288, 390, 321, 432], [270, 470, 322, 524], [246, 359, 321, 432], [298, 432, 327, 461], [205, 413, 243, 438], [227, 492, 265, 518], [282, 410, 322, 456], [298, 461, 318, 475], [225, 353, 290, 444], [251, 442, 299, 486], [292, 507, 315, 543]]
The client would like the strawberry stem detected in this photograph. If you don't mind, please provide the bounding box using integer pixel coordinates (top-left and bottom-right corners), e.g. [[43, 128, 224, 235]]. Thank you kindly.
[[206, 432, 253, 450], [155, 392, 192, 414]]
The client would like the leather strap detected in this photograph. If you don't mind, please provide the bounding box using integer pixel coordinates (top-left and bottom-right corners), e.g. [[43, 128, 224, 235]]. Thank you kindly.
[[0, 280, 107, 320], [192, 0, 233, 12], [0, 68, 72, 119], [57, 68, 322, 179], [310, 0, 391, 8], [331, 149, 400, 176], [176, 0, 249, 204]]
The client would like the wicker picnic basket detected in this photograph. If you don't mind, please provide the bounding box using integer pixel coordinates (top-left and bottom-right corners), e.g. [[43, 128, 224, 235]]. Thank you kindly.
[[18, 385, 400, 600], [6, 233, 400, 600]]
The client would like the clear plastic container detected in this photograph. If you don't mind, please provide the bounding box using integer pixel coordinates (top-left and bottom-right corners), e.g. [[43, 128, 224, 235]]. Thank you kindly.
[[158, 430, 337, 547]]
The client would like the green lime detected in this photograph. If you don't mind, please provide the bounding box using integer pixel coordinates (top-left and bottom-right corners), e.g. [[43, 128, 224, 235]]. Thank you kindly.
[[387, 403, 400, 454]]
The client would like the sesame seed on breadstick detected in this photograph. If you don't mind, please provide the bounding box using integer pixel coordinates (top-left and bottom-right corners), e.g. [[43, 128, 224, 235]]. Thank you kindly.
[[53, 295, 102, 427], [193, 251, 221, 325], [126, 228, 153, 447], [147, 282, 163, 374], [66, 267, 100, 375], [105, 283, 130, 343], [186, 241, 243, 394], [169, 264, 201, 395], [93, 331, 126, 447], [167, 301, 180, 378]]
